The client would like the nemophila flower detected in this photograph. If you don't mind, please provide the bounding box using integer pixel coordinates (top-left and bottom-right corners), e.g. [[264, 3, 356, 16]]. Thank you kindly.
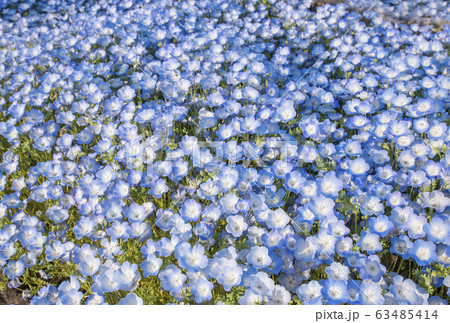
[[114, 261, 140, 290], [357, 231, 382, 254], [404, 214, 427, 239], [428, 296, 448, 305], [267, 208, 290, 229], [247, 246, 272, 269], [141, 254, 163, 278], [275, 99, 296, 122], [107, 221, 130, 241], [113, 181, 130, 199], [444, 276, 450, 294], [190, 277, 214, 303], [33, 136, 55, 151], [1, 0, 449, 305], [389, 275, 420, 305], [17, 225, 38, 247], [154, 210, 180, 232], [3, 260, 25, 279], [368, 215, 394, 237], [257, 168, 274, 187], [170, 160, 189, 182], [359, 281, 384, 305], [294, 237, 318, 261], [407, 170, 428, 188], [158, 265, 186, 291], [175, 242, 208, 271], [341, 140, 362, 157], [298, 116, 325, 141], [159, 236, 179, 257], [99, 238, 121, 259], [335, 237, 353, 256], [315, 230, 338, 256], [423, 216, 450, 244], [249, 272, 275, 297], [408, 240, 437, 266], [128, 222, 149, 239], [420, 191, 450, 213], [220, 192, 240, 214], [345, 279, 360, 304], [117, 86, 136, 101], [45, 241, 66, 262], [268, 285, 291, 305], [318, 143, 336, 160], [436, 244, 450, 267], [412, 118, 430, 133], [262, 230, 285, 251], [325, 262, 349, 281], [78, 256, 100, 277], [427, 121, 447, 140], [309, 195, 335, 220], [296, 280, 322, 303], [57, 289, 83, 305], [226, 215, 248, 238], [149, 178, 169, 198], [295, 205, 316, 224], [360, 195, 384, 216], [84, 293, 104, 305], [376, 165, 397, 183], [397, 150, 417, 169], [386, 191, 406, 208], [322, 280, 349, 305], [118, 293, 144, 305], [217, 264, 243, 292], [390, 235, 413, 259], [19, 252, 38, 269], [124, 203, 147, 222], [72, 244, 97, 264], [421, 160, 443, 178], [298, 145, 318, 163], [358, 255, 386, 282], [347, 158, 370, 176], [72, 217, 95, 240], [217, 167, 239, 191], [390, 206, 415, 229], [410, 142, 431, 161], [239, 289, 264, 305], [317, 171, 343, 199]]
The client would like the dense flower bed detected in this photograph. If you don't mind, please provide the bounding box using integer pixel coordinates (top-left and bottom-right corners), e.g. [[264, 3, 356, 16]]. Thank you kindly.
[[0, 0, 449, 305]]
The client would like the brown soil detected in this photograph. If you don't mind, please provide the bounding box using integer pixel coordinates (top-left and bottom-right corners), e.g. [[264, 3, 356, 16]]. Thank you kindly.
[[0, 288, 29, 305]]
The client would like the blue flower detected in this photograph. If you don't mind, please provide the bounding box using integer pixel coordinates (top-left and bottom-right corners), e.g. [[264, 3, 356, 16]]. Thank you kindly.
[[3, 260, 25, 279], [247, 246, 272, 269], [217, 264, 242, 292], [322, 280, 349, 305], [78, 256, 100, 277], [225, 215, 248, 238], [359, 281, 384, 305], [356, 231, 382, 254], [358, 255, 386, 282], [190, 277, 214, 303], [423, 216, 450, 244], [390, 235, 413, 259], [368, 215, 394, 237], [409, 240, 437, 266], [175, 242, 208, 271], [118, 293, 144, 305], [141, 254, 163, 278]]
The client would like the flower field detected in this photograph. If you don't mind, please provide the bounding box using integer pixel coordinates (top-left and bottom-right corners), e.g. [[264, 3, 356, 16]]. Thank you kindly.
[[0, 0, 449, 305]]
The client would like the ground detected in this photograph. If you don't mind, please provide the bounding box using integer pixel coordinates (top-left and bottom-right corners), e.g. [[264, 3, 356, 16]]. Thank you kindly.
[[0, 288, 28, 305]]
